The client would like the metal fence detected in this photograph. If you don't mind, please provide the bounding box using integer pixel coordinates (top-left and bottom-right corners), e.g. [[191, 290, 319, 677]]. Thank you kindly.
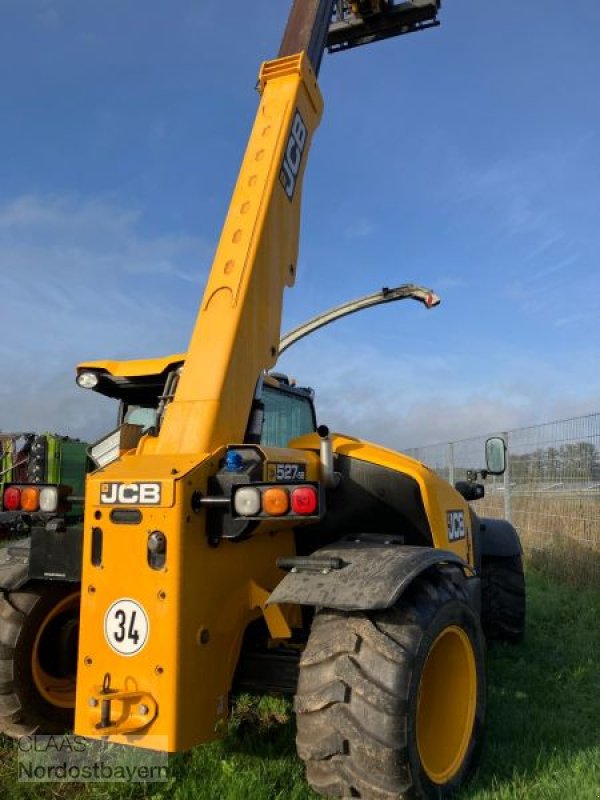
[[404, 413, 600, 581]]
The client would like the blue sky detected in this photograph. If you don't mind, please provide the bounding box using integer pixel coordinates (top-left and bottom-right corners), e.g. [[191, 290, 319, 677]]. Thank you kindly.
[[1, 0, 599, 447]]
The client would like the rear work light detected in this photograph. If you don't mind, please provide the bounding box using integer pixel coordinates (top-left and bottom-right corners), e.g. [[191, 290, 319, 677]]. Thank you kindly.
[[291, 486, 318, 516], [76, 371, 99, 389], [3, 487, 21, 511]]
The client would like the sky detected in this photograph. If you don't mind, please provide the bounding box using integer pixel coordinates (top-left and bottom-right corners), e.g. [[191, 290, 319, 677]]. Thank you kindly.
[[1, 0, 599, 449]]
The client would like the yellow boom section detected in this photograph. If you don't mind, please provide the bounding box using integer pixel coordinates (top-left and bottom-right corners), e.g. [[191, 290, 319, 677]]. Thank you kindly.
[[143, 54, 323, 457]]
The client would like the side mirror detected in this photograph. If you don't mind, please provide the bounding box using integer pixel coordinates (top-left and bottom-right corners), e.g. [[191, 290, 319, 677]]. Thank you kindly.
[[485, 437, 506, 475]]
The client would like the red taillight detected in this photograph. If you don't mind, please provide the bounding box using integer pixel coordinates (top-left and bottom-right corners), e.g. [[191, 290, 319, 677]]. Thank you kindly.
[[291, 486, 318, 516], [3, 487, 21, 511]]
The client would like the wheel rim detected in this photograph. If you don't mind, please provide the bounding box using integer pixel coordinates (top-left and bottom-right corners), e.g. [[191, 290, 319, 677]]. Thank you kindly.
[[416, 624, 477, 784], [31, 592, 80, 710]]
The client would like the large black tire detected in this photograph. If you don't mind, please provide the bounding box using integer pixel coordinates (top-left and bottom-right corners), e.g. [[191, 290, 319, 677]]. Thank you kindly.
[[0, 583, 79, 737], [295, 568, 486, 800], [481, 554, 526, 643]]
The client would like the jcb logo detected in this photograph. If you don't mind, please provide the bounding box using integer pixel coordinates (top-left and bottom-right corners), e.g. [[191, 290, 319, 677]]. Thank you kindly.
[[279, 110, 307, 201], [100, 482, 161, 505]]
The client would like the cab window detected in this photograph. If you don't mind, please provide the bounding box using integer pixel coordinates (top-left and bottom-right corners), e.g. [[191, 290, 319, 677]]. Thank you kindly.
[[123, 405, 158, 432], [261, 386, 315, 448]]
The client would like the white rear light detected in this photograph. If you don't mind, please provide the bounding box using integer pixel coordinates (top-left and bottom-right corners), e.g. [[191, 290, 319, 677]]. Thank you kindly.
[[234, 487, 261, 517], [39, 487, 59, 513]]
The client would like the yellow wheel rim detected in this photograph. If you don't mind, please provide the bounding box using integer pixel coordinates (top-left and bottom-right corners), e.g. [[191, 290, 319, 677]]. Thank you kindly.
[[31, 592, 80, 710], [416, 625, 477, 784]]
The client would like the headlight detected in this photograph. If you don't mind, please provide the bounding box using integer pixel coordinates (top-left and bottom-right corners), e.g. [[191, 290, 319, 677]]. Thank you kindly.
[[76, 371, 99, 389]]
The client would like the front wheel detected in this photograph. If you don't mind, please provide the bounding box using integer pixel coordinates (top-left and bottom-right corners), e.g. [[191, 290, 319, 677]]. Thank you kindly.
[[295, 569, 486, 799]]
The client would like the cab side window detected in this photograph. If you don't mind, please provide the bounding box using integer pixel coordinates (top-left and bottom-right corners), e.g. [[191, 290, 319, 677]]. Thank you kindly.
[[261, 386, 315, 448], [123, 405, 158, 432]]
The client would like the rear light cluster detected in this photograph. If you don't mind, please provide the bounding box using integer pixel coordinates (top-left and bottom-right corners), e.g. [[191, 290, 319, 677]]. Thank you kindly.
[[2, 485, 62, 513], [233, 484, 319, 518]]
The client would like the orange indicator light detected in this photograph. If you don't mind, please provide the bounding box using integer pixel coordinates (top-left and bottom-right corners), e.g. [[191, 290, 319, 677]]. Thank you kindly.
[[262, 488, 289, 516]]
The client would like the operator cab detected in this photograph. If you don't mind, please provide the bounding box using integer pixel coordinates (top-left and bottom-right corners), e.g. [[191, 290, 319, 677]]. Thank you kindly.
[[76, 355, 316, 453]]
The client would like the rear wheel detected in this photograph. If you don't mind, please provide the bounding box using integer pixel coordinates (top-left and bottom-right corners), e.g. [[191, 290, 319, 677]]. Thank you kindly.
[[0, 583, 79, 736], [295, 569, 486, 799], [481, 554, 526, 643]]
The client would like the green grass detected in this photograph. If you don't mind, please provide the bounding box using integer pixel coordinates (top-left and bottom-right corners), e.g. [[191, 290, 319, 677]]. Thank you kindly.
[[1, 568, 599, 799]]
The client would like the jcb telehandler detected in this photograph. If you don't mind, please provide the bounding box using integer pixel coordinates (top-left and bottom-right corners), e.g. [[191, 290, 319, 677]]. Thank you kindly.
[[10, 3, 526, 798], [0, 285, 446, 737]]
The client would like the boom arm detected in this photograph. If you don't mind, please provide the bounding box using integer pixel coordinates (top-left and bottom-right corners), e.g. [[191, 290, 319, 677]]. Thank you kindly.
[[151, 56, 325, 456]]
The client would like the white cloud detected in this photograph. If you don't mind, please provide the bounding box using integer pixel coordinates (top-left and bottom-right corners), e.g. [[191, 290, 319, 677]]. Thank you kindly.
[[278, 336, 600, 453], [344, 219, 375, 239], [0, 193, 211, 440]]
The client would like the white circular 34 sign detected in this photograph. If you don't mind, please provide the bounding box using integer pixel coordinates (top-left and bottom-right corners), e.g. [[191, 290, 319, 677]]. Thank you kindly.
[[104, 598, 149, 656]]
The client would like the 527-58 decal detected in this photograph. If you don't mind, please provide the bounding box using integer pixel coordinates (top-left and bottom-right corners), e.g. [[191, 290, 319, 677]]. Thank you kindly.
[[267, 463, 307, 482]]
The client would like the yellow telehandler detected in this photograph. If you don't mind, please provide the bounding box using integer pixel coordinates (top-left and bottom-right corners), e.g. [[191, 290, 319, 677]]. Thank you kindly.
[[57, 3, 525, 798]]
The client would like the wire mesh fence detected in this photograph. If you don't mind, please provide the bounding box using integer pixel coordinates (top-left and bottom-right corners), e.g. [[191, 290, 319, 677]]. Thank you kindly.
[[405, 413, 600, 583]]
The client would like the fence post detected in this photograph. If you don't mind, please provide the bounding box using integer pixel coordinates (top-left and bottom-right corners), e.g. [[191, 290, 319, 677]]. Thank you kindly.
[[448, 442, 455, 486], [503, 431, 512, 523]]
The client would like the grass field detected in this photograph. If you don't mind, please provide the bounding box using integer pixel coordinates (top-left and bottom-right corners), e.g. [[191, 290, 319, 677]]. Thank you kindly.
[[0, 568, 598, 800]]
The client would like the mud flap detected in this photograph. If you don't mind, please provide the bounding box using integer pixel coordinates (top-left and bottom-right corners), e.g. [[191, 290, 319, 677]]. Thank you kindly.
[[479, 518, 522, 558], [268, 539, 469, 611]]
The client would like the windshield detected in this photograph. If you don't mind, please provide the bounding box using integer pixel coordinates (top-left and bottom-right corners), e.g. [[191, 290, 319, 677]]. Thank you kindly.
[[260, 386, 315, 448]]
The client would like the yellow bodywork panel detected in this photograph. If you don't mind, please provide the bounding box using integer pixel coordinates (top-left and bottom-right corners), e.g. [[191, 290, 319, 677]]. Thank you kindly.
[[291, 432, 474, 566]]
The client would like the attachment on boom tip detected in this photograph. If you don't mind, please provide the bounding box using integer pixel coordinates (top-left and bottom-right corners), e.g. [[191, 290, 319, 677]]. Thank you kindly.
[[280, 1, 441, 76], [327, 1, 441, 55]]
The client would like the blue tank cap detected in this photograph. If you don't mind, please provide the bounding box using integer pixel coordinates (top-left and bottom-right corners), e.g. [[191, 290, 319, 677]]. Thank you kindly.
[[225, 450, 244, 472]]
